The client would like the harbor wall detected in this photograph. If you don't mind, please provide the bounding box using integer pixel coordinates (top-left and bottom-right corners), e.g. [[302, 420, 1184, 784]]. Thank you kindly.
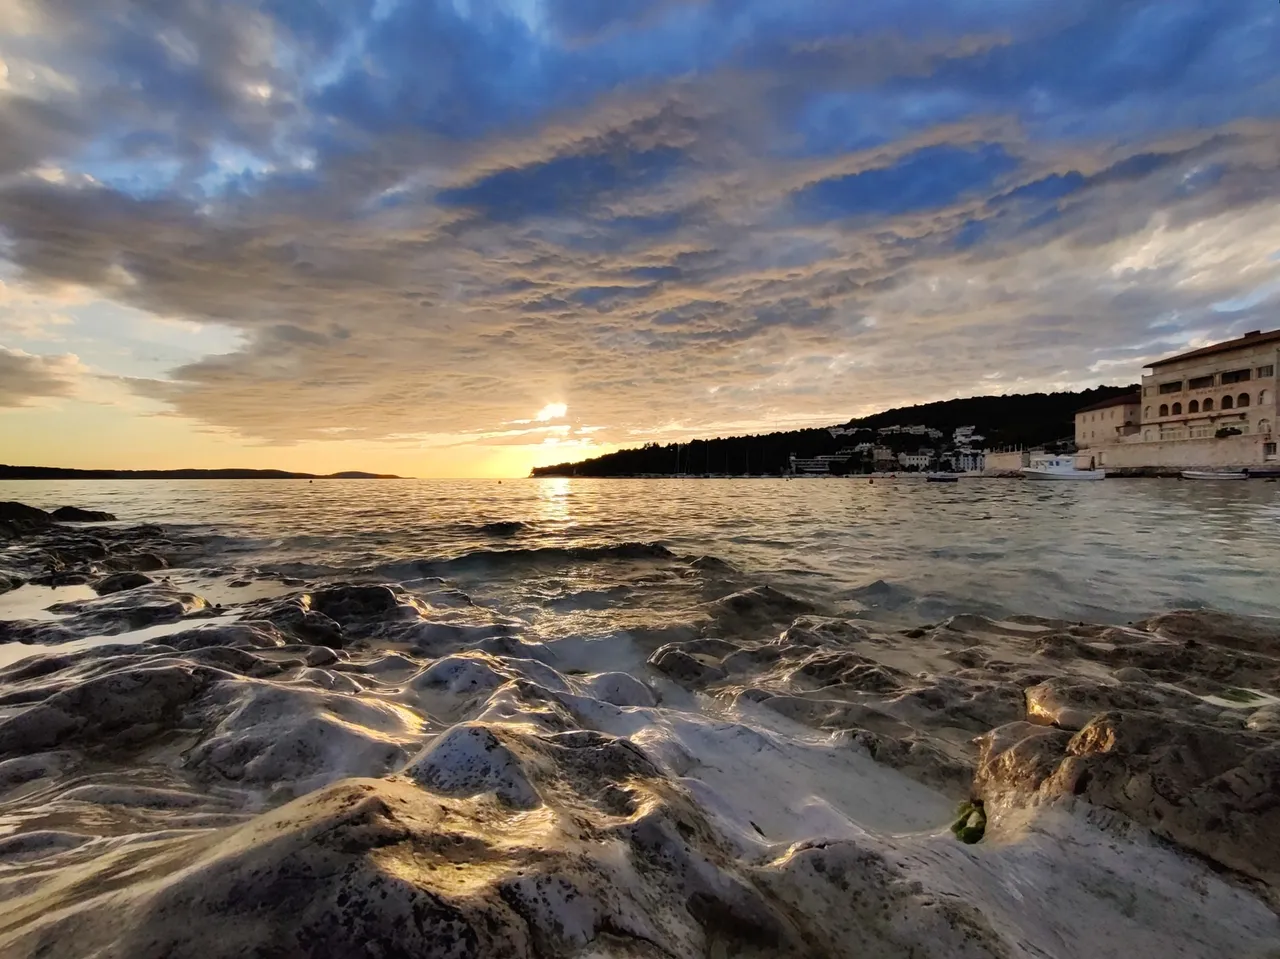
[[983, 450, 1029, 472], [1093, 434, 1270, 470]]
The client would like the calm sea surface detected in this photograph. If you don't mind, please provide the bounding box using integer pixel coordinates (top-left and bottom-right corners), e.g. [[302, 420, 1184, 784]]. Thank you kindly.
[[2, 477, 1278, 626]]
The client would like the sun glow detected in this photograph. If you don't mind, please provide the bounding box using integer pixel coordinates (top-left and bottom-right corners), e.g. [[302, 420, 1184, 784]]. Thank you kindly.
[[534, 402, 567, 421]]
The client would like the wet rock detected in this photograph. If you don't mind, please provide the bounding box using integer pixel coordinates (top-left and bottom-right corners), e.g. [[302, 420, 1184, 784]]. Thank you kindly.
[[973, 721, 1073, 797], [1054, 713, 1280, 884], [186, 683, 413, 792], [246, 597, 344, 648], [887, 676, 1025, 733], [413, 654, 507, 696], [104, 551, 169, 572], [649, 645, 727, 686], [0, 767, 873, 959], [92, 571, 156, 595], [477, 520, 525, 536], [47, 587, 209, 634], [703, 585, 815, 635], [162, 623, 286, 651], [0, 571, 26, 593], [773, 617, 875, 647], [404, 723, 540, 808], [50, 506, 116, 522], [0, 752, 75, 795], [0, 664, 208, 757], [581, 671, 656, 708], [977, 711, 1280, 885], [848, 729, 973, 797], [0, 830, 91, 863], [1022, 677, 1206, 731], [1247, 704, 1280, 734], [308, 584, 401, 621], [0, 502, 53, 539], [1138, 609, 1280, 656], [756, 838, 1011, 958], [687, 554, 737, 573], [27, 570, 92, 587], [721, 644, 785, 674]]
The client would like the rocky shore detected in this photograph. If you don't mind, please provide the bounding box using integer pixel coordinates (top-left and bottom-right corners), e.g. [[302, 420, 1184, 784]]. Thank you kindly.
[[0, 502, 1277, 958]]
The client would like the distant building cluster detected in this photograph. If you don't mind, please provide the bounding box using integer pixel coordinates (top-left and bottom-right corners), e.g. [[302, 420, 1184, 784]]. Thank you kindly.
[[1073, 328, 1278, 470], [801, 422, 989, 475]]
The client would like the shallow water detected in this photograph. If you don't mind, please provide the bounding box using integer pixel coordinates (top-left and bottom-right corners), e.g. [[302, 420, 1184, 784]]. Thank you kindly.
[[3, 476, 1278, 625], [1, 479, 1279, 958]]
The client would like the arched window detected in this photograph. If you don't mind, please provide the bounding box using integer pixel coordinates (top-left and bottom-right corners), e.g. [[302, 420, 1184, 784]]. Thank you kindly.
[[1203, 397, 1214, 412], [1144, 429, 1154, 441], [1222, 395, 1234, 410], [1260, 389, 1270, 405], [1172, 402, 1182, 415], [1188, 400, 1199, 413], [1238, 392, 1251, 407], [1144, 406, 1151, 418], [1260, 419, 1272, 435], [1158, 404, 1169, 417]]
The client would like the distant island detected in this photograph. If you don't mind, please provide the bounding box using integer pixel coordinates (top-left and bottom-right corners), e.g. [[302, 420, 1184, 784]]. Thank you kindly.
[[0, 466, 404, 480], [531, 386, 1137, 477]]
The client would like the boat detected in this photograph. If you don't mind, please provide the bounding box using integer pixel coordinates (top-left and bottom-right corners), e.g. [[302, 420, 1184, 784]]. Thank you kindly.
[[1021, 455, 1105, 481], [1181, 470, 1248, 481], [926, 474, 959, 483]]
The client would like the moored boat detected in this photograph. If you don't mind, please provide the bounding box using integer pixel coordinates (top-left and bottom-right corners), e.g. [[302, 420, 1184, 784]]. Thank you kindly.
[[1021, 455, 1105, 481], [1181, 470, 1248, 481]]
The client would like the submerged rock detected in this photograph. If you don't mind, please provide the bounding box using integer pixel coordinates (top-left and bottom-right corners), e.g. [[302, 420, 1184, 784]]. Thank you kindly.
[[50, 506, 117, 522], [93, 571, 156, 595]]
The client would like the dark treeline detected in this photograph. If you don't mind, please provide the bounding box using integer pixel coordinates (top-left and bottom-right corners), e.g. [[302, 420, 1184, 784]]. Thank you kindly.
[[0, 466, 402, 480], [530, 385, 1137, 477], [843, 385, 1137, 449]]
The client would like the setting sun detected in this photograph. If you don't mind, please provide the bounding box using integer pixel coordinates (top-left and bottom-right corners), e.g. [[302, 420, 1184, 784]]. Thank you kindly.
[[535, 402, 568, 422]]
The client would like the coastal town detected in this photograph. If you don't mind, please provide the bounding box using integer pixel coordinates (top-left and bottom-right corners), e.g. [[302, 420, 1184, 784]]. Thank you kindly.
[[793, 327, 1279, 476], [533, 327, 1280, 479]]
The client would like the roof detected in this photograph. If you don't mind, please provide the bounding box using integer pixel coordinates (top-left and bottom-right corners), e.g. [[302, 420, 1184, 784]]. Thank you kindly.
[[1075, 392, 1140, 414], [1148, 328, 1280, 369]]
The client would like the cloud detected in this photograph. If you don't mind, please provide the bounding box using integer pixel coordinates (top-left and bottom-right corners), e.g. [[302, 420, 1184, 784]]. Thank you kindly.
[[0, 346, 83, 406], [0, 0, 1276, 453]]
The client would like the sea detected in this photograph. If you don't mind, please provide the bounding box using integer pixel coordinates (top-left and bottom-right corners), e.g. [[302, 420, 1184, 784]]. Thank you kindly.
[[3, 476, 1277, 627]]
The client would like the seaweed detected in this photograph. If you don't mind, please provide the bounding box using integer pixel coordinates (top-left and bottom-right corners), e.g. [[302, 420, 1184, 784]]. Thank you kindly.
[[950, 799, 986, 844]]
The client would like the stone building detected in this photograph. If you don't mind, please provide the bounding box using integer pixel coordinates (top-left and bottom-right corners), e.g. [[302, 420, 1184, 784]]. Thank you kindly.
[[1086, 329, 1279, 469], [1074, 393, 1141, 449]]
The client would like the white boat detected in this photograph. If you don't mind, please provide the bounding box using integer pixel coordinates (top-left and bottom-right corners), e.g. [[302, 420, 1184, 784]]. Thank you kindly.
[[1021, 455, 1105, 481], [1181, 470, 1248, 481]]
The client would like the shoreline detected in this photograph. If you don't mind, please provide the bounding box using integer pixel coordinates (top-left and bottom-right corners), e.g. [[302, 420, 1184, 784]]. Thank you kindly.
[[1, 502, 1278, 957]]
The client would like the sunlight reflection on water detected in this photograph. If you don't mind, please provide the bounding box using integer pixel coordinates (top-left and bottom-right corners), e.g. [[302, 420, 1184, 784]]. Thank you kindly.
[[2, 477, 1278, 625]]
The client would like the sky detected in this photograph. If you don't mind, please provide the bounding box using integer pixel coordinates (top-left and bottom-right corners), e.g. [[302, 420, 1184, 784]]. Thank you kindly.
[[1, 0, 1278, 477]]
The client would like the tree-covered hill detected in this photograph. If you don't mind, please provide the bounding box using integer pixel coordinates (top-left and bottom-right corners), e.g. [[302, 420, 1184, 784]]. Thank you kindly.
[[530, 385, 1137, 477]]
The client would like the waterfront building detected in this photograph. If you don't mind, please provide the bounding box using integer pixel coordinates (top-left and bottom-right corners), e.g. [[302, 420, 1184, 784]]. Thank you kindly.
[[951, 450, 986, 472], [1074, 394, 1141, 449], [1138, 329, 1277, 448], [1079, 328, 1279, 469]]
